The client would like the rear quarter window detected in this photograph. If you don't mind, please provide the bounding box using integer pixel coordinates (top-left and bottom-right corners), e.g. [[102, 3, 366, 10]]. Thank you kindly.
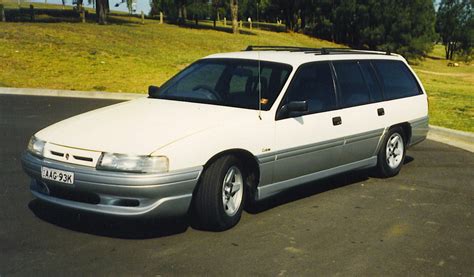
[[373, 60, 422, 100]]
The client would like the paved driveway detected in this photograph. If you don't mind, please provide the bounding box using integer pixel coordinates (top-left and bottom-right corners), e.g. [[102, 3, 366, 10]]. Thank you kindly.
[[0, 95, 472, 276]]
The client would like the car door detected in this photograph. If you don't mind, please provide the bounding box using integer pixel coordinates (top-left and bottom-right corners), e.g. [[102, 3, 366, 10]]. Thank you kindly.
[[273, 62, 345, 183], [331, 60, 386, 165]]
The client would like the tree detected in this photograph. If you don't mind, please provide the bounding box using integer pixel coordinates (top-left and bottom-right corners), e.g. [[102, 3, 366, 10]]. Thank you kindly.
[[150, 0, 178, 19], [230, 0, 238, 33], [126, 0, 134, 14], [188, 0, 209, 25], [96, 0, 108, 24], [436, 0, 473, 60], [210, 0, 225, 27], [381, 0, 436, 58], [302, 0, 436, 59]]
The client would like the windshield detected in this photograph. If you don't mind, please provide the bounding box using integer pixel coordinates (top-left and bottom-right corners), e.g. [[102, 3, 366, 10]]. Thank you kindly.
[[152, 59, 292, 111]]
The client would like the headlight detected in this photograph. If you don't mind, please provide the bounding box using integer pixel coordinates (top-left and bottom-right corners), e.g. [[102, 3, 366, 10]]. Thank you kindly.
[[97, 153, 169, 174], [27, 136, 46, 157]]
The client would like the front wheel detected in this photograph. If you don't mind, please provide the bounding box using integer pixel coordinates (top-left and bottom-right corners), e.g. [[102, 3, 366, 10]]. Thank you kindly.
[[192, 155, 245, 231], [376, 127, 406, 178]]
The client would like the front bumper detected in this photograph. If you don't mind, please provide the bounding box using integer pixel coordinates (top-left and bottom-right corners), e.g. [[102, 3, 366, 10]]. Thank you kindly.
[[21, 152, 202, 218]]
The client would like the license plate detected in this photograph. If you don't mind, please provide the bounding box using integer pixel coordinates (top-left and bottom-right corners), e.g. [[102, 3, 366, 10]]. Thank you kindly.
[[41, 166, 74, 184]]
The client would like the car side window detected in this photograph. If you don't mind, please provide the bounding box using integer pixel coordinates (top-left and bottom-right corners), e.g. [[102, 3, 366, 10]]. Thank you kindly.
[[283, 62, 336, 115], [333, 61, 371, 107], [359, 61, 383, 102], [373, 60, 421, 100]]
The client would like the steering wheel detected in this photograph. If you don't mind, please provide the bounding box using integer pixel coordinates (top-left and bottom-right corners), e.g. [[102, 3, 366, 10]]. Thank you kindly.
[[192, 85, 223, 101]]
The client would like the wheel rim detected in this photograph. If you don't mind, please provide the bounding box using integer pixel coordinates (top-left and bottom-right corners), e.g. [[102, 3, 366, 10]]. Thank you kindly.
[[386, 133, 404, 169], [222, 166, 243, 216]]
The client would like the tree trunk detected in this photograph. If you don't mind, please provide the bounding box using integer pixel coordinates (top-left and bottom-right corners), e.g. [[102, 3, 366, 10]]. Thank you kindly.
[[76, 0, 82, 11], [301, 9, 306, 30], [96, 0, 107, 24], [230, 0, 238, 34], [446, 41, 456, 60]]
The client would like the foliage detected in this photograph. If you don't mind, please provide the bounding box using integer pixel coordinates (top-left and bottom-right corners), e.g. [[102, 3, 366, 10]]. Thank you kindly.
[[301, 0, 437, 59], [150, 0, 178, 19], [436, 0, 473, 60], [187, 0, 209, 24], [219, 0, 437, 58]]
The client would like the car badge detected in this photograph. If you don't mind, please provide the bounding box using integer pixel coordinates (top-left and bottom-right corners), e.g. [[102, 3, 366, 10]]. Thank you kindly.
[[65, 153, 70, 160]]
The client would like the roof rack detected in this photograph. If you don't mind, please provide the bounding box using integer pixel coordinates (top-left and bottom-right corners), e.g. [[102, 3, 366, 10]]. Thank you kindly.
[[245, 45, 321, 51], [244, 45, 392, 56]]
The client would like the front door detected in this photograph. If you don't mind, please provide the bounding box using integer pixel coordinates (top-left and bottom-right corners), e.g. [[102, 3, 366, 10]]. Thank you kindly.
[[273, 62, 344, 183]]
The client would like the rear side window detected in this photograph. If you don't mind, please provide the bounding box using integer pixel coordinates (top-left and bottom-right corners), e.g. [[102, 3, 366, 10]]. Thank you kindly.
[[333, 61, 371, 107], [373, 60, 421, 100], [283, 62, 336, 114], [359, 61, 383, 102]]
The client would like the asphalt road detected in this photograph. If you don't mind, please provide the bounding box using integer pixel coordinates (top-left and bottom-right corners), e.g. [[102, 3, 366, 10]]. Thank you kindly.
[[0, 95, 473, 276]]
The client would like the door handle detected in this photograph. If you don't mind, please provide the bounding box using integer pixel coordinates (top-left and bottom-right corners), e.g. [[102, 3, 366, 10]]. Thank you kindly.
[[377, 108, 385, 116], [332, 116, 342, 126]]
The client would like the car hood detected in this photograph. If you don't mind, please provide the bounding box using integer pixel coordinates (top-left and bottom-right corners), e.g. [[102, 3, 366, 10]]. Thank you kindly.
[[36, 98, 255, 155]]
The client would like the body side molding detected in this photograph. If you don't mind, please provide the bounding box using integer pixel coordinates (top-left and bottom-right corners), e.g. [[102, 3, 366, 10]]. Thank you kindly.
[[256, 156, 377, 200]]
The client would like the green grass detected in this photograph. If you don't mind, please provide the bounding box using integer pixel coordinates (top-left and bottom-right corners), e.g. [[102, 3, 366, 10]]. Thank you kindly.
[[411, 45, 474, 132], [0, 6, 472, 132]]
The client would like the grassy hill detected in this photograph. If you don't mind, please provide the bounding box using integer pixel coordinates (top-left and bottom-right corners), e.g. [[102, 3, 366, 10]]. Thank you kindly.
[[0, 4, 472, 132], [0, 5, 338, 92], [410, 46, 473, 132]]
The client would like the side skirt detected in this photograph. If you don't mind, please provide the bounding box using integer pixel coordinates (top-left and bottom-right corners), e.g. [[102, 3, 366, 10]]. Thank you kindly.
[[256, 156, 377, 200]]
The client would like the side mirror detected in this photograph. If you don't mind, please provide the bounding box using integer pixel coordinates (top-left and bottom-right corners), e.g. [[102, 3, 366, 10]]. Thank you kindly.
[[276, 100, 308, 120], [148, 85, 160, 97]]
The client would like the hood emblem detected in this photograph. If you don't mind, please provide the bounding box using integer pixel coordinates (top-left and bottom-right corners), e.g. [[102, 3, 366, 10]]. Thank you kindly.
[[65, 153, 70, 160]]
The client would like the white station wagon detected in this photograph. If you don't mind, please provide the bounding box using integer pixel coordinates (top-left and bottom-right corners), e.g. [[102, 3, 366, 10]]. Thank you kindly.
[[22, 46, 429, 230]]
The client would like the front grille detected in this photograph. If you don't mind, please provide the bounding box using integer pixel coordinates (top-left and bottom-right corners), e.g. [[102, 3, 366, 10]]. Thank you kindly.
[[50, 151, 64, 157], [44, 144, 101, 167], [73, 155, 93, 162]]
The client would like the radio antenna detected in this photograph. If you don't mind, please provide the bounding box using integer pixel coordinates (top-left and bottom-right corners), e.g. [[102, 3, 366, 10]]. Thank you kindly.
[[257, 3, 262, 120], [258, 51, 262, 120]]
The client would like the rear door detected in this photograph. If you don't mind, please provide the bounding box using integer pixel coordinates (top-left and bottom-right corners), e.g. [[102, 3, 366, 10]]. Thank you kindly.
[[332, 60, 386, 165]]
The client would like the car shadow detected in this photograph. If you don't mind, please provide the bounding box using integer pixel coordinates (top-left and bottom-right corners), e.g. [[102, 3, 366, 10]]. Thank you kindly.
[[248, 155, 416, 214], [246, 169, 372, 214], [28, 200, 189, 239], [174, 21, 256, 36]]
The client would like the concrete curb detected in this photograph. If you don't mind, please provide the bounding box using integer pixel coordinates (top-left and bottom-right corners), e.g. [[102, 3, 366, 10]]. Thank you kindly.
[[1, 87, 472, 153], [0, 87, 144, 100], [428, 125, 474, 153]]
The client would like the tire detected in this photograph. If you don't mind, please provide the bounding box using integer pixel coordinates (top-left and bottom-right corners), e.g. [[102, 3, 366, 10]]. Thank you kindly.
[[376, 127, 406, 178], [192, 155, 246, 231]]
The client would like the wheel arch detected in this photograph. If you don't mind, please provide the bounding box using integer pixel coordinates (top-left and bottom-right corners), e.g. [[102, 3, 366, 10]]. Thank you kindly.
[[202, 148, 260, 195], [389, 122, 412, 145]]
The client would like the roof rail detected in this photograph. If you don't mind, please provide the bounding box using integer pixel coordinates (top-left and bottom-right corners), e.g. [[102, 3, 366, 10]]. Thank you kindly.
[[244, 45, 393, 56], [245, 45, 322, 51], [244, 45, 330, 52]]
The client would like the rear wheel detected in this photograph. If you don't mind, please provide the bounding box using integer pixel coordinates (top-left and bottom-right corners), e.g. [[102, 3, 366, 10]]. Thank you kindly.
[[192, 155, 245, 231], [376, 127, 406, 178]]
